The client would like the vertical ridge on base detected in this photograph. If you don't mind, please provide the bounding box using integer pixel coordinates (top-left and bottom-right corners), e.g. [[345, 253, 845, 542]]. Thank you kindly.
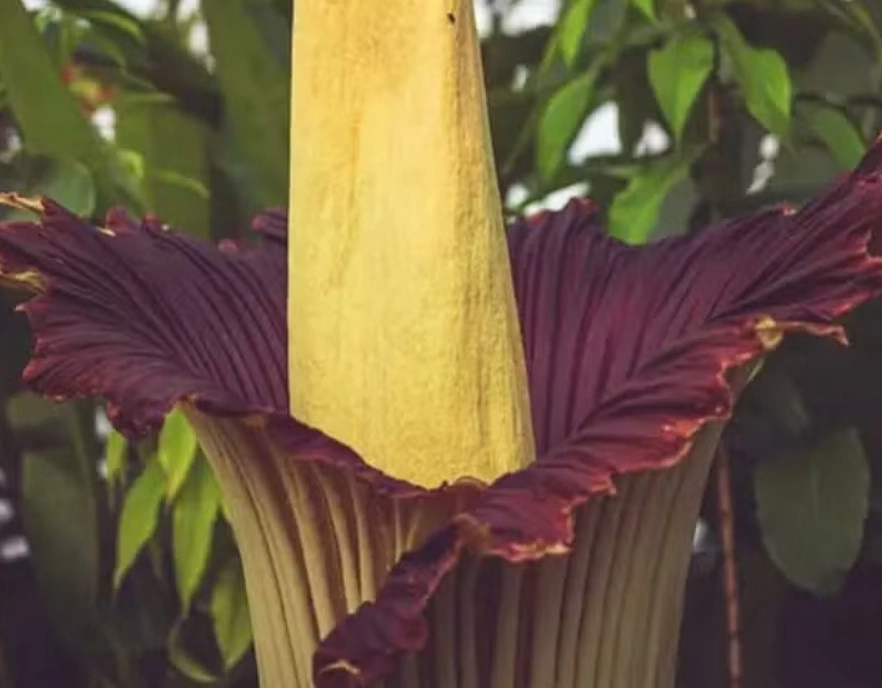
[[189, 407, 717, 688]]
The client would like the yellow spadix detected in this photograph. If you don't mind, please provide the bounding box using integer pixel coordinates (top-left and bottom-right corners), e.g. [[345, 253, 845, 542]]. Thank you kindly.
[[288, 0, 534, 487]]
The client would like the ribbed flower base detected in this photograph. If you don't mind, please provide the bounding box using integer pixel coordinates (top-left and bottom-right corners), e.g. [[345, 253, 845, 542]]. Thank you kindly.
[[191, 410, 719, 688], [385, 426, 720, 688]]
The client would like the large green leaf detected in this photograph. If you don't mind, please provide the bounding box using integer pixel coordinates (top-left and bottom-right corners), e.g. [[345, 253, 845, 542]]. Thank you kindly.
[[75, 7, 145, 52], [168, 621, 217, 684], [817, 0, 882, 61], [104, 427, 127, 499], [559, 0, 598, 65], [742, 362, 812, 438], [536, 68, 599, 182], [20, 402, 111, 662], [648, 31, 714, 143], [632, 0, 657, 21], [0, 1, 100, 166], [172, 458, 221, 611], [800, 101, 866, 169], [0, 154, 95, 219], [210, 558, 252, 670], [157, 407, 200, 500], [0, 0, 140, 211], [755, 427, 870, 595], [714, 14, 792, 136], [202, 0, 289, 206], [51, 0, 220, 121], [608, 148, 701, 243], [115, 95, 210, 237], [113, 458, 166, 589]]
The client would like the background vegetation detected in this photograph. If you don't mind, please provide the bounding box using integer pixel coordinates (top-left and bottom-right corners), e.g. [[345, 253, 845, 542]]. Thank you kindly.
[[0, 0, 881, 686]]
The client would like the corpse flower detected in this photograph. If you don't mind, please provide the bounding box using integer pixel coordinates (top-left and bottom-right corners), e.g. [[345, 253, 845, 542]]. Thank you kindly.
[[3, 2, 882, 687]]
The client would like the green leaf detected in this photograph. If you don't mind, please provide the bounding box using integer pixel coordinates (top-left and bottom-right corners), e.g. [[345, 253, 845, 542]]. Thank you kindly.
[[53, 0, 220, 124], [755, 427, 870, 595], [648, 31, 714, 143], [632, 0, 657, 20], [0, 0, 141, 211], [0, 0, 97, 160], [817, 0, 882, 62], [172, 457, 221, 611], [800, 102, 866, 169], [745, 363, 812, 438], [115, 97, 211, 237], [536, 69, 598, 182], [169, 622, 217, 684], [76, 8, 145, 44], [203, 0, 289, 206], [210, 559, 252, 670], [0, 154, 95, 219], [608, 148, 701, 243], [113, 458, 166, 589], [21, 402, 112, 660], [105, 428, 127, 494], [157, 408, 199, 500], [714, 14, 792, 136], [559, 0, 597, 65]]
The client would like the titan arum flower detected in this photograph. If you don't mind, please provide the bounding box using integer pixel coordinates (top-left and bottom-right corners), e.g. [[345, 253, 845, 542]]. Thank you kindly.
[[3, 2, 882, 687]]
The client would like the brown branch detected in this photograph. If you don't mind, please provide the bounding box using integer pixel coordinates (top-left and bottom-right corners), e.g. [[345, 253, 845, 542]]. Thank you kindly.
[[716, 445, 743, 688]]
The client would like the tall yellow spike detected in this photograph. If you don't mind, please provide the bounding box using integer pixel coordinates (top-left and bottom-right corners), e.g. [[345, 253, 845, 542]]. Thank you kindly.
[[288, 0, 534, 487]]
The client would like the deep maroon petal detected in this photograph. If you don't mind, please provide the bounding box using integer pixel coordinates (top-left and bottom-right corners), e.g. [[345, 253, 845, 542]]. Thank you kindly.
[[5, 139, 882, 687], [250, 207, 288, 245], [313, 144, 882, 685], [0, 197, 287, 434], [517, 194, 882, 455]]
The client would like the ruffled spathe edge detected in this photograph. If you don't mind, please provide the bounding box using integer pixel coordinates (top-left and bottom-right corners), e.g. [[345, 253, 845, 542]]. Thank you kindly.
[[0, 195, 478, 505], [312, 147, 882, 685], [0, 193, 290, 433], [3, 139, 882, 687], [310, 317, 851, 686]]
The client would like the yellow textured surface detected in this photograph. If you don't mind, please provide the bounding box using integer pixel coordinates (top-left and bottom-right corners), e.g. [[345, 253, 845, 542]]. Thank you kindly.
[[288, 0, 534, 487]]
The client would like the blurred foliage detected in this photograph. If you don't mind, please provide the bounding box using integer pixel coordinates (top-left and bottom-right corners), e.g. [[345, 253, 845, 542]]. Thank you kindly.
[[0, 0, 880, 686]]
